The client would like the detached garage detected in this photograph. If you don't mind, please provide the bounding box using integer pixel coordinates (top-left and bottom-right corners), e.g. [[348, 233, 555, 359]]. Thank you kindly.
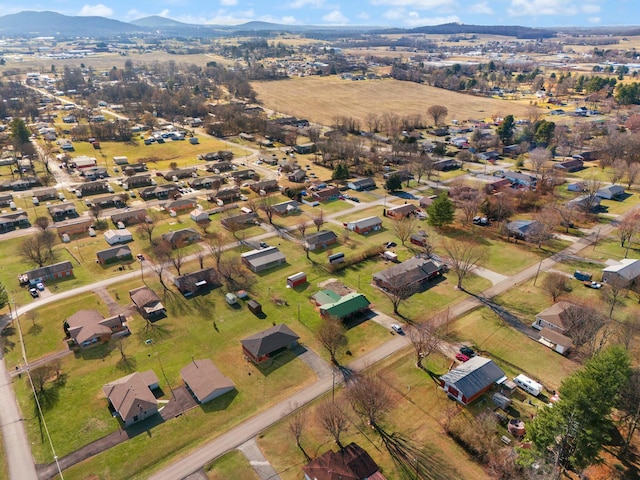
[[287, 272, 307, 288], [180, 359, 235, 404]]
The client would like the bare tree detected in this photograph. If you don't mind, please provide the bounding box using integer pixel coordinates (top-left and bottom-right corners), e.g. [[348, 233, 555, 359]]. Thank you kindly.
[[313, 210, 325, 232], [626, 162, 640, 189], [380, 276, 414, 315], [260, 194, 276, 225], [287, 405, 310, 461], [441, 239, 486, 290], [204, 232, 225, 270], [391, 215, 417, 246], [529, 148, 551, 179], [412, 154, 434, 183], [617, 213, 640, 248], [530, 207, 560, 248], [610, 158, 627, 185], [407, 319, 441, 370], [427, 105, 448, 126], [617, 368, 640, 454], [33, 216, 51, 232], [601, 276, 628, 319], [347, 372, 392, 430], [582, 177, 602, 212], [137, 217, 158, 247], [20, 232, 57, 267], [541, 272, 569, 302], [554, 202, 576, 233], [193, 247, 206, 269], [316, 317, 347, 366], [296, 220, 308, 238], [564, 303, 608, 357], [316, 399, 349, 449]]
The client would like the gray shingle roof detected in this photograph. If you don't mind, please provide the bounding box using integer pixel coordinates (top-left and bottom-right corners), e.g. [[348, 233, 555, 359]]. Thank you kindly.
[[439, 356, 505, 400], [241, 324, 299, 358]]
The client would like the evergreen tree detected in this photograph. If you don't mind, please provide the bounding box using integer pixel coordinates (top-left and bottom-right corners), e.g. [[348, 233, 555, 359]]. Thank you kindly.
[[527, 346, 631, 474], [427, 193, 455, 227], [385, 174, 402, 192], [0, 281, 7, 310], [496, 114, 515, 145], [331, 163, 350, 181]]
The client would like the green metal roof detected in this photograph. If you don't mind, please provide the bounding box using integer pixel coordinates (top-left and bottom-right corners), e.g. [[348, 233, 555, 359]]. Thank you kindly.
[[320, 293, 370, 319], [313, 289, 341, 306]]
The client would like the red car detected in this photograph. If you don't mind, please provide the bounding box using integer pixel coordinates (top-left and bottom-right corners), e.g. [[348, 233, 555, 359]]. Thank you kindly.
[[455, 353, 470, 362]]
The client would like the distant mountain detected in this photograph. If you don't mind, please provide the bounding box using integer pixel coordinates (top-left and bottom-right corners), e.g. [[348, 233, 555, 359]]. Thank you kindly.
[[0, 11, 143, 37], [382, 23, 556, 39], [130, 16, 193, 28]]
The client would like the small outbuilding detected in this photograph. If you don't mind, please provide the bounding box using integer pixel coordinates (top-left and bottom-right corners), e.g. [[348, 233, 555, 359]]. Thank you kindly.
[[287, 272, 307, 288], [247, 300, 262, 316]]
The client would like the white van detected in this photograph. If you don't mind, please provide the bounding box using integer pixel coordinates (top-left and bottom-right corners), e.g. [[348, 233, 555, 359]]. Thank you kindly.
[[513, 374, 543, 397]]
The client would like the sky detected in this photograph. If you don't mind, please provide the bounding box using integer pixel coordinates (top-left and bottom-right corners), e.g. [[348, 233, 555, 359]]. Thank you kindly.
[[1, 0, 638, 28]]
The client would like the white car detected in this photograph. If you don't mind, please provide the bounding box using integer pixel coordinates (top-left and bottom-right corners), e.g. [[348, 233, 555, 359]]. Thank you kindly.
[[391, 324, 404, 335]]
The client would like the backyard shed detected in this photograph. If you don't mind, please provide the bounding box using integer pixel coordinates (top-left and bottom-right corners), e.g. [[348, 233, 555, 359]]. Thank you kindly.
[[247, 300, 262, 316], [287, 272, 307, 288], [225, 293, 238, 305]]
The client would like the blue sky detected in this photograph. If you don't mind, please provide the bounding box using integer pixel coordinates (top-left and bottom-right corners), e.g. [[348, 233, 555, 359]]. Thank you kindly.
[[2, 0, 638, 28]]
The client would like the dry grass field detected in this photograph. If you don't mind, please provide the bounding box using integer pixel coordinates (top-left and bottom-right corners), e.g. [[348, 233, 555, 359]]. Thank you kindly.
[[252, 76, 539, 126]]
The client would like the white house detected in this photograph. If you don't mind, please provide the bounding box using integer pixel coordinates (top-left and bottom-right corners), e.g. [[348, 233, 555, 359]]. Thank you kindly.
[[104, 229, 133, 245]]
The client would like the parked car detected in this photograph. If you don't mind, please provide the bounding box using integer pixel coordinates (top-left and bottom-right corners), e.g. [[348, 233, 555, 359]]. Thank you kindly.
[[136, 254, 145, 261], [260, 241, 269, 248], [585, 281, 602, 289], [35, 282, 45, 291], [391, 324, 404, 335], [29, 288, 39, 298], [385, 241, 397, 248], [460, 346, 475, 357], [455, 353, 470, 362]]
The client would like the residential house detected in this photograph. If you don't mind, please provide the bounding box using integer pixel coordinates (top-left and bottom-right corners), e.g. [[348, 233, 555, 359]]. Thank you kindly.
[[554, 158, 584, 172], [293, 142, 315, 154], [164, 197, 197, 213], [190, 208, 210, 223], [348, 177, 376, 191], [48, 202, 78, 221], [69, 156, 97, 169], [212, 186, 240, 203], [96, 245, 132, 264], [385, 203, 417, 219], [567, 195, 600, 212], [3, 176, 39, 190], [181, 359, 235, 404], [19, 261, 74, 285], [506, 220, 543, 241], [288, 169, 306, 183], [163, 168, 196, 181], [161, 228, 201, 249], [189, 176, 222, 190], [477, 151, 500, 163], [272, 200, 300, 216], [532, 302, 575, 332], [250, 179, 279, 194], [485, 178, 513, 194], [419, 195, 437, 209], [504, 171, 536, 189], [111, 208, 147, 226], [383, 169, 412, 182], [567, 182, 586, 192], [602, 259, 640, 285], [205, 161, 234, 173], [241, 324, 300, 364], [104, 229, 133, 245], [312, 186, 340, 202], [102, 371, 159, 427], [66, 309, 129, 348], [123, 163, 148, 175], [433, 158, 460, 171], [230, 169, 255, 182], [76, 181, 109, 197], [55, 217, 93, 237], [410, 230, 429, 247], [346, 216, 383, 234], [221, 212, 258, 230], [83, 167, 108, 181], [93, 194, 126, 209], [302, 443, 386, 480], [596, 184, 626, 200], [139, 184, 179, 201], [304, 230, 338, 250], [538, 327, 573, 355], [318, 292, 371, 320], [439, 356, 506, 405], [173, 268, 220, 296], [129, 286, 166, 319], [0, 193, 13, 207], [241, 246, 286, 272], [112, 156, 129, 166], [373, 255, 443, 293], [32, 187, 58, 201], [0, 212, 30, 233], [123, 175, 152, 190]]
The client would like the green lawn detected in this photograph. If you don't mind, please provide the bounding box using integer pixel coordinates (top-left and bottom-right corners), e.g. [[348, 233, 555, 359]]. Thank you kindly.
[[206, 450, 259, 480], [599, 192, 640, 216], [258, 349, 491, 480]]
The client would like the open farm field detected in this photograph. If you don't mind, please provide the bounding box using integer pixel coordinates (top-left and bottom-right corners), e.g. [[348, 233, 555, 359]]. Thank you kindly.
[[252, 76, 539, 126]]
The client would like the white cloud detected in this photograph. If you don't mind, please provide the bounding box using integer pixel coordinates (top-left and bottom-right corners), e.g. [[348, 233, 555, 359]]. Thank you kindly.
[[588, 16, 601, 23], [383, 8, 459, 26], [469, 1, 493, 14], [78, 4, 114, 17], [126, 9, 171, 20], [289, 0, 326, 7], [371, 0, 456, 10], [220, 0, 238, 5], [322, 10, 349, 24], [581, 4, 601, 14], [507, 0, 581, 17], [172, 9, 301, 25], [358, 12, 371, 20]]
